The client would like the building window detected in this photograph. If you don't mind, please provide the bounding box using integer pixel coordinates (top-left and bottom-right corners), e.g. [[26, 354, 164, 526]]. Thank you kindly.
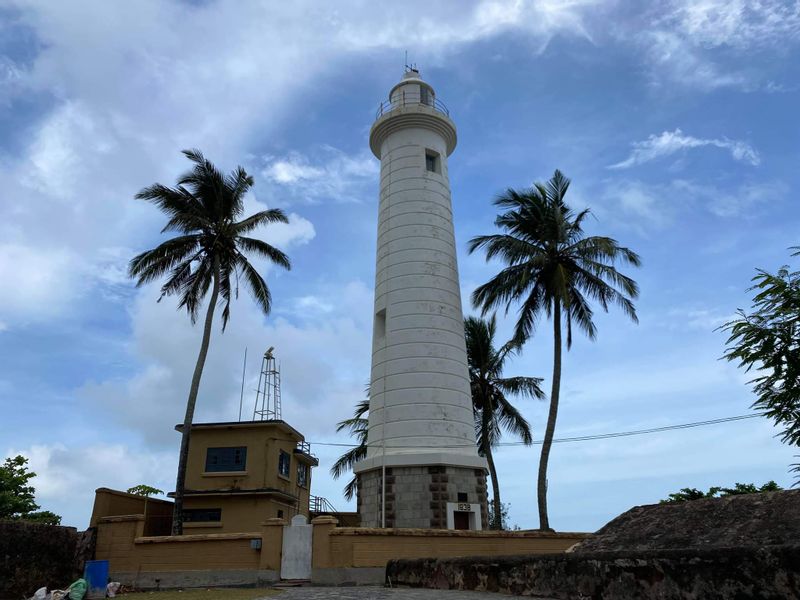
[[457, 492, 468, 503], [425, 150, 440, 173], [277, 509, 284, 519], [278, 450, 291, 478], [182, 508, 221, 522], [420, 86, 431, 106], [297, 463, 309, 488], [205, 446, 247, 472]]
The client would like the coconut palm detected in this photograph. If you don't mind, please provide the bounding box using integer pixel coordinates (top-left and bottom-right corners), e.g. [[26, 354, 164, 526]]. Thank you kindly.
[[129, 149, 291, 534], [468, 170, 640, 530], [465, 314, 543, 529], [330, 398, 370, 501]]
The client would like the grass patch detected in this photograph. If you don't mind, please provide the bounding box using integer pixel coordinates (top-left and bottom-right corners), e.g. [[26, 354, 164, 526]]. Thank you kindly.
[[123, 589, 280, 600]]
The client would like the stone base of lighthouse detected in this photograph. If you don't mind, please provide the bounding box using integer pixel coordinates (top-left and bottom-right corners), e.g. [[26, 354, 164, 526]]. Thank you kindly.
[[356, 465, 489, 529]]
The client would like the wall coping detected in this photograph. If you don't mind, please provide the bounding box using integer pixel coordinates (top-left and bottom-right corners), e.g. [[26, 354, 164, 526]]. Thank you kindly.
[[95, 487, 173, 505], [97, 514, 145, 523], [134, 531, 261, 544], [330, 527, 591, 539]]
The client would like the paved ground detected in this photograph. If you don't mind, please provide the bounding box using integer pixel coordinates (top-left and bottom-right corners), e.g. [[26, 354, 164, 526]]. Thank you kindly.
[[271, 587, 524, 599]]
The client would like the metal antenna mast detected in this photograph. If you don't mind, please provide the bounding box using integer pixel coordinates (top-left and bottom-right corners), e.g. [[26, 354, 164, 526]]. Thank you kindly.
[[253, 346, 281, 421]]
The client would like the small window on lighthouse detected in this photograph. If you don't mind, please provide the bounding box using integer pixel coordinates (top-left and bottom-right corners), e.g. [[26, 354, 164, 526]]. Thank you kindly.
[[375, 308, 386, 338], [425, 150, 440, 173]]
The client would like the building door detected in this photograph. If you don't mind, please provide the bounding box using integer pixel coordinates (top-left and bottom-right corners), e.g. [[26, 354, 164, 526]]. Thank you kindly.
[[281, 515, 312, 580], [453, 511, 470, 530]]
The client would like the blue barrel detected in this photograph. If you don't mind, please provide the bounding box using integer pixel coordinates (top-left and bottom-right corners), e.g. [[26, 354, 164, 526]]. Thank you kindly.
[[83, 560, 109, 599]]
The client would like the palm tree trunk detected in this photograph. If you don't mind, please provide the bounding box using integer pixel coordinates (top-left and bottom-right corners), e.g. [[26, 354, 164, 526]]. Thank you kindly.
[[537, 301, 561, 531], [479, 402, 503, 529], [485, 442, 503, 530], [171, 264, 220, 535]]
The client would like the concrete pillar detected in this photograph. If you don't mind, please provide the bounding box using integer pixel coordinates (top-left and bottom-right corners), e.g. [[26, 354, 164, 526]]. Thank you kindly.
[[355, 69, 488, 529], [310, 515, 338, 569], [260, 517, 285, 572]]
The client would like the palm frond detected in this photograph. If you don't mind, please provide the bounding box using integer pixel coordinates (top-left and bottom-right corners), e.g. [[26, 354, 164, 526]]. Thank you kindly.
[[234, 209, 290, 235], [236, 236, 291, 270], [128, 235, 201, 285]]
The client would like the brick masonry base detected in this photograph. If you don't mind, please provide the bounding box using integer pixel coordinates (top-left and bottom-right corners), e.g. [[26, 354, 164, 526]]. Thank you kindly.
[[357, 465, 488, 529]]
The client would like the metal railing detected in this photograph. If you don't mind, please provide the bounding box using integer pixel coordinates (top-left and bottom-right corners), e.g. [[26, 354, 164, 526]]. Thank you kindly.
[[376, 91, 450, 119], [310, 495, 338, 513], [295, 440, 313, 455]]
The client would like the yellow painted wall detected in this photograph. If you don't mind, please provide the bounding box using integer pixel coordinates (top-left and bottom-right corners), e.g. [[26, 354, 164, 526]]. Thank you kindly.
[[96, 516, 265, 573], [91, 488, 173, 536], [95, 513, 590, 579], [314, 526, 590, 569], [182, 495, 299, 534]]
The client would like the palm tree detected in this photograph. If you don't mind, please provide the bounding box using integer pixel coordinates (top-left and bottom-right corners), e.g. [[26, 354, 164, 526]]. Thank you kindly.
[[129, 149, 291, 534], [465, 314, 543, 529], [468, 170, 640, 530], [330, 398, 370, 501]]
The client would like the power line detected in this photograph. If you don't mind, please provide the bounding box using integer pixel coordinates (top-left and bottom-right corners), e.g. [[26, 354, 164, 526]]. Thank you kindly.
[[307, 414, 761, 450]]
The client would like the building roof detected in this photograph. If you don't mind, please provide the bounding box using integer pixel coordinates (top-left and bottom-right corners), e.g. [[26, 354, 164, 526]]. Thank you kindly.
[[174, 419, 305, 441]]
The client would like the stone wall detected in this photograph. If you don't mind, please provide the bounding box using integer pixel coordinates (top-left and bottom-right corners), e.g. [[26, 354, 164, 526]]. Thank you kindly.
[[357, 465, 488, 528], [387, 490, 800, 598], [386, 546, 800, 599], [0, 521, 84, 599]]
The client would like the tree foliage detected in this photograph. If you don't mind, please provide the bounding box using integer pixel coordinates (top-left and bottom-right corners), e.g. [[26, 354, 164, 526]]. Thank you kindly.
[[127, 484, 164, 497], [465, 314, 541, 529], [0, 455, 61, 525], [129, 148, 290, 330], [330, 396, 369, 501], [721, 249, 800, 450], [661, 481, 782, 503]]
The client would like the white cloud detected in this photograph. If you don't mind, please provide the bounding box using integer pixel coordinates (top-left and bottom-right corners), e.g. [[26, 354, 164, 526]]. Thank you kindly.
[[262, 146, 379, 204], [334, 0, 604, 53], [0, 244, 84, 324], [609, 129, 760, 169], [82, 279, 373, 445], [637, 30, 750, 91], [665, 0, 800, 49], [630, 1, 800, 91], [596, 178, 786, 233], [7, 443, 175, 528], [671, 179, 785, 217]]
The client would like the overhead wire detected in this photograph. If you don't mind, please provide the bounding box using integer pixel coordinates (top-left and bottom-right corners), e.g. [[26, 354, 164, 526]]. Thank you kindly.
[[303, 413, 761, 450]]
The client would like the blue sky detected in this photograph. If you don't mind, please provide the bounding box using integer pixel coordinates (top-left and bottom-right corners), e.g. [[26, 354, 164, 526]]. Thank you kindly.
[[1, 0, 798, 531]]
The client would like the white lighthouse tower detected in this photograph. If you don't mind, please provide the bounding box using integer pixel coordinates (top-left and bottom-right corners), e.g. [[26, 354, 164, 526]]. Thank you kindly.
[[354, 69, 488, 530]]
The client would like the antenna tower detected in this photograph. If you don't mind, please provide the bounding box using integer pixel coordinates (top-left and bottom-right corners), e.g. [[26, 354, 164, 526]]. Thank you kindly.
[[253, 346, 281, 421]]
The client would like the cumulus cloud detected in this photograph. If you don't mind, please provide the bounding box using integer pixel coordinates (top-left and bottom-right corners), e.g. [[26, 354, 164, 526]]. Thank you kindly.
[[81, 279, 373, 445], [608, 129, 760, 169], [7, 443, 175, 528]]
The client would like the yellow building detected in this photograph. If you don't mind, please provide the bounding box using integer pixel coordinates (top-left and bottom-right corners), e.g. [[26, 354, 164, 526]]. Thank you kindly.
[[173, 420, 319, 533], [91, 419, 319, 535]]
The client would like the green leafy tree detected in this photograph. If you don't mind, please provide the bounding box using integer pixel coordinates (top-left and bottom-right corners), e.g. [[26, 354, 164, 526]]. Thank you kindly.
[[469, 170, 640, 530], [129, 149, 291, 534], [127, 484, 164, 497], [465, 314, 543, 529], [330, 398, 369, 501], [720, 249, 800, 481], [661, 481, 782, 503], [0, 455, 61, 525]]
